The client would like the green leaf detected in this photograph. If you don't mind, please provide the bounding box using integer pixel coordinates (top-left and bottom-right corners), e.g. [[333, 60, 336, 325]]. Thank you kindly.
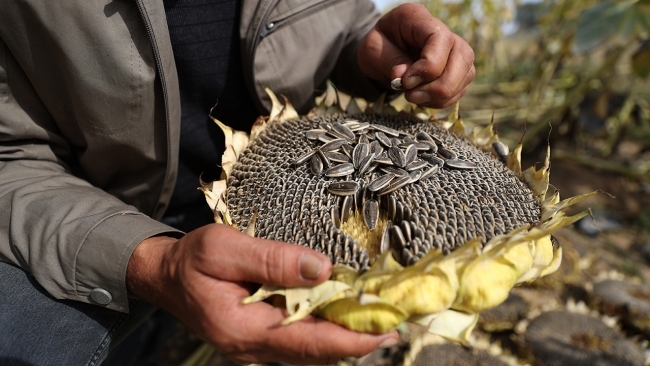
[[574, 0, 641, 53], [633, 41, 650, 78]]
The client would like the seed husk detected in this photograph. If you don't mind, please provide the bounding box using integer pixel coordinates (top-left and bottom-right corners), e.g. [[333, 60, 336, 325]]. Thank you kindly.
[[405, 160, 428, 172], [375, 131, 392, 148], [328, 181, 360, 196], [380, 166, 408, 177], [390, 78, 404, 91], [445, 159, 478, 170], [404, 145, 418, 164], [420, 153, 444, 167], [369, 141, 383, 156], [372, 124, 400, 137], [492, 141, 509, 163], [363, 199, 379, 230], [325, 163, 354, 177], [331, 123, 356, 140], [321, 138, 348, 152], [291, 150, 316, 165], [358, 153, 377, 175], [388, 146, 407, 167], [310, 154, 323, 176], [367, 173, 395, 192], [437, 146, 458, 160], [325, 151, 350, 163], [306, 129, 327, 140], [353, 143, 369, 169], [420, 164, 440, 180], [378, 175, 411, 196]]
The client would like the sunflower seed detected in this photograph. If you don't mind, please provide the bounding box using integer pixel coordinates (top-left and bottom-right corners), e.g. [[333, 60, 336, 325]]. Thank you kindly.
[[352, 143, 369, 168], [374, 153, 393, 165], [291, 150, 316, 165], [390, 78, 403, 91], [306, 129, 326, 140], [325, 163, 354, 177], [331, 123, 356, 140], [492, 141, 509, 163], [445, 159, 478, 170], [380, 222, 391, 253], [310, 154, 323, 175], [319, 122, 331, 131], [357, 153, 376, 175], [372, 124, 400, 137], [340, 143, 353, 157], [390, 138, 401, 146], [331, 206, 340, 228], [405, 160, 428, 171], [378, 175, 411, 196], [320, 138, 347, 152], [408, 170, 422, 183], [419, 164, 440, 180], [350, 122, 370, 132], [327, 181, 360, 196], [437, 146, 458, 160], [390, 225, 406, 248], [414, 142, 432, 151], [341, 195, 353, 223], [318, 134, 335, 143], [365, 162, 379, 174], [388, 146, 407, 167], [317, 149, 330, 167], [358, 134, 370, 145], [375, 131, 392, 147], [369, 141, 383, 156], [380, 166, 408, 176], [325, 151, 350, 163], [404, 145, 418, 164], [415, 131, 435, 143], [420, 153, 445, 167], [403, 135, 415, 143], [367, 173, 394, 192], [363, 199, 379, 230]]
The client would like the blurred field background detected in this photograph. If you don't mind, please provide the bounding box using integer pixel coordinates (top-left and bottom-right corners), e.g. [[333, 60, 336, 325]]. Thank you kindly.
[[170, 1, 650, 365]]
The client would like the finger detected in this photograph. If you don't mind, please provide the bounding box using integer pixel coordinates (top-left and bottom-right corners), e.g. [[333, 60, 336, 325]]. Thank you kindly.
[[196, 224, 332, 286], [405, 44, 475, 107], [358, 28, 415, 85], [224, 300, 399, 365]]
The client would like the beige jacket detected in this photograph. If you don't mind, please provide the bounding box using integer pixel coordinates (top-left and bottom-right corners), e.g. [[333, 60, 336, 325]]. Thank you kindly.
[[0, 0, 381, 312]]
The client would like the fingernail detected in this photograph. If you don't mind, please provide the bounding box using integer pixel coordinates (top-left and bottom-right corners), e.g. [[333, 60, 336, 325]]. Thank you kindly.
[[299, 254, 323, 280], [404, 76, 423, 89], [409, 91, 431, 105], [378, 337, 398, 349]]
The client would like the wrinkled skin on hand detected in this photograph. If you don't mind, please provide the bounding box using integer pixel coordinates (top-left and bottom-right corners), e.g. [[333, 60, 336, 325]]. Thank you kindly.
[[126, 224, 398, 365], [358, 3, 476, 108]]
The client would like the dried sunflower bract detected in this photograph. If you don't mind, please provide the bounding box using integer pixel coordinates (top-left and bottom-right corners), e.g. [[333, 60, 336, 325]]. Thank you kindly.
[[201, 84, 594, 343]]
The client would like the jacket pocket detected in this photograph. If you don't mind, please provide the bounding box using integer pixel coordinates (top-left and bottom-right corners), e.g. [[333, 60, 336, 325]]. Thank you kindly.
[[260, 0, 350, 38]]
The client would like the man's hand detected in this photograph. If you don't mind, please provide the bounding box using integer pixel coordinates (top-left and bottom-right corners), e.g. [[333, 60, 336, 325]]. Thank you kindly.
[[358, 3, 476, 108], [126, 224, 398, 365]]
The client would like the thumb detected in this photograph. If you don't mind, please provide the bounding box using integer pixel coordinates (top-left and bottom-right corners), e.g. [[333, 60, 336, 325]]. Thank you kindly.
[[358, 28, 414, 86], [204, 224, 333, 286]]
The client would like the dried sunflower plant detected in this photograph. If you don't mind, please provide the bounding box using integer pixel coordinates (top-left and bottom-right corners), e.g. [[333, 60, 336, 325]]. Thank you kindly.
[[201, 84, 595, 343]]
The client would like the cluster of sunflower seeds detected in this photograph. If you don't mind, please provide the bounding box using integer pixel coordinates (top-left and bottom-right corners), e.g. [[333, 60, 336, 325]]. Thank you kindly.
[[226, 114, 541, 269]]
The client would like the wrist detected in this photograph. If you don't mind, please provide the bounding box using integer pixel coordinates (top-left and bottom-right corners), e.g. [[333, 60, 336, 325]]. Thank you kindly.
[[126, 235, 178, 305]]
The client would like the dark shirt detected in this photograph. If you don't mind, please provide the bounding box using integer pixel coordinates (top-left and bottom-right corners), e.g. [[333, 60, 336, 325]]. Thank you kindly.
[[162, 0, 259, 232]]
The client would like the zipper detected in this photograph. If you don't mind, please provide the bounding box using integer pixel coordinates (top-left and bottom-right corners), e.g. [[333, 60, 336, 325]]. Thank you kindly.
[[260, 0, 348, 38], [135, 0, 173, 219]]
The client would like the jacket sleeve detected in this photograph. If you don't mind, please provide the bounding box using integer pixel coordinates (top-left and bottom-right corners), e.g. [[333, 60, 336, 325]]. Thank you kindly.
[[330, 0, 384, 101], [0, 2, 183, 313]]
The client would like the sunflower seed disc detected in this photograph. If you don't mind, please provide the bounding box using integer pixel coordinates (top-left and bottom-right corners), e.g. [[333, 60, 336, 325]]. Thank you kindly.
[[291, 150, 316, 165], [445, 159, 478, 170], [367, 173, 394, 192], [310, 154, 323, 176], [405, 160, 428, 172], [437, 146, 458, 160], [352, 143, 369, 168], [325, 151, 350, 163], [363, 199, 379, 230], [327, 181, 360, 196], [325, 163, 354, 177], [388, 146, 407, 167]]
